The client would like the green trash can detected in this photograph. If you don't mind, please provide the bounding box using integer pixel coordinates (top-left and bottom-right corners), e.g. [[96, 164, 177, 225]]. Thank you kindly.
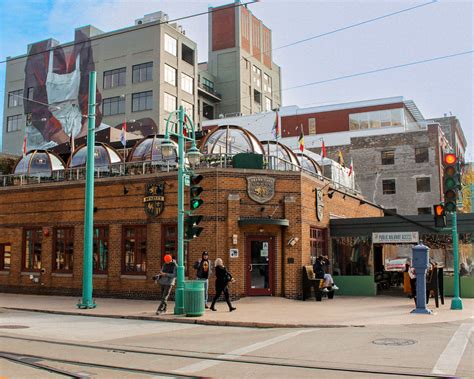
[[184, 280, 205, 317]]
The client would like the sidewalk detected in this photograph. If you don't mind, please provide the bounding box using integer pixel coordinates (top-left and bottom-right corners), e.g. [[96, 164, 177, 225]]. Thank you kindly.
[[0, 293, 472, 328]]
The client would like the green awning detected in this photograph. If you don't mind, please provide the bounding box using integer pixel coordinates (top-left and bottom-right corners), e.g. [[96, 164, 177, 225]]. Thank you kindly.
[[238, 218, 289, 226]]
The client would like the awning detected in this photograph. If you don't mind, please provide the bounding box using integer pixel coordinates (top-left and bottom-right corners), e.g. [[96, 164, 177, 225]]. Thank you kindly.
[[238, 217, 289, 226]]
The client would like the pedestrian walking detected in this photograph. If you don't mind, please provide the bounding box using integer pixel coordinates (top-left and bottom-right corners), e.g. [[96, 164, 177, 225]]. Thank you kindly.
[[210, 258, 236, 312], [154, 254, 177, 315], [193, 251, 211, 308]]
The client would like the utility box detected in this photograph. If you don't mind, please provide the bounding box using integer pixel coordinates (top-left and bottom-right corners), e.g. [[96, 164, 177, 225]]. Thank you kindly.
[[411, 242, 432, 315], [412, 244, 429, 270]]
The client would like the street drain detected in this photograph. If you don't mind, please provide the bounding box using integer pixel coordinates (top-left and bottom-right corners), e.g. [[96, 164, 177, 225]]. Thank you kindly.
[[372, 338, 416, 346], [0, 325, 30, 329]]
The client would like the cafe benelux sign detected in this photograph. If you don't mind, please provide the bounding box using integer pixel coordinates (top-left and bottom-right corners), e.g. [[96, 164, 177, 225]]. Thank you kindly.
[[372, 232, 419, 244], [247, 176, 275, 204], [144, 181, 165, 217]]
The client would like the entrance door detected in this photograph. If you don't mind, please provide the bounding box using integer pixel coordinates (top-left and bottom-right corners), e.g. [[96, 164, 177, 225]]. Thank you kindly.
[[246, 236, 274, 296]]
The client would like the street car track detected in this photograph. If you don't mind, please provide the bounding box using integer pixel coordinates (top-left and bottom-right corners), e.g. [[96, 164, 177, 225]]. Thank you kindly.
[[0, 334, 449, 377]]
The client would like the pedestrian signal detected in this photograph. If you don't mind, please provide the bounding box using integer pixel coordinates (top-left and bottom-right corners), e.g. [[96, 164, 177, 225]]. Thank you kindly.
[[433, 204, 446, 228]]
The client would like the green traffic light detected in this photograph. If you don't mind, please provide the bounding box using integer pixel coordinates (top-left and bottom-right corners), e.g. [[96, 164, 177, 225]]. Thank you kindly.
[[444, 177, 457, 190], [190, 198, 203, 210], [445, 202, 457, 212]]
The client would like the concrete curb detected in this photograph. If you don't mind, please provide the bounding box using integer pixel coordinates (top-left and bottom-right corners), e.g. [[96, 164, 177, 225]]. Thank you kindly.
[[3, 307, 355, 329]]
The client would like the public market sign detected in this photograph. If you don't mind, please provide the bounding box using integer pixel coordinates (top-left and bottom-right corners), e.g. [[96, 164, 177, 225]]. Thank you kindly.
[[372, 232, 419, 244]]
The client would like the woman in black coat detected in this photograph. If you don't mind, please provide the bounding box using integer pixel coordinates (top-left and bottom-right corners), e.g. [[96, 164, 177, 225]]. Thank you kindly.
[[210, 258, 236, 312]]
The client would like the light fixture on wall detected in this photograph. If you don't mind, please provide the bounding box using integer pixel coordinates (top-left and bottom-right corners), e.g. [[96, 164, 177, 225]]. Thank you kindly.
[[327, 189, 335, 199], [288, 237, 299, 246]]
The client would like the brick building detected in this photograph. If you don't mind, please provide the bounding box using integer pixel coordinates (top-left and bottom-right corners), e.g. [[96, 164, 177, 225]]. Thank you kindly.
[[0, 130, 382, 300]]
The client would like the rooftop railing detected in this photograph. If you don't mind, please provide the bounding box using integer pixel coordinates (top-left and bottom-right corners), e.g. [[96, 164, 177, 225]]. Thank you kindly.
[[0, 153, 359, 196]]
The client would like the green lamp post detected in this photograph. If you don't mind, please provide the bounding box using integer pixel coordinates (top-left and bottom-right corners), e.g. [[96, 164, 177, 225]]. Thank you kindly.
[[161, 106, 201, 315]]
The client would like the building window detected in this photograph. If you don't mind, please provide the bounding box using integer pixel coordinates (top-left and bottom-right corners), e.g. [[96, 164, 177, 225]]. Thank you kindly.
[[182, 44, 195, 65], [164, 93, 177, 113], [382, 179, 396, 195], [164, 64, 177, 86], [384, 208, 397, 216], [27, 87, 34, 101], [332, 236, 372, 275], [181, 73, 194, 94], [132, 91, 153, 112], [103, 67, 126, 89], [263, 73, 272, 94], [349, 109, 404, 130], [123, 226, 147, 273], [308, 118, 317, 135], [202, 78, 214, 92], [418, 207, 432, 215], [53, 228, 74, 272], [381, 150, 395, 165], [133, 62, 153, 83], [254, 89, 261, 104], [161, 224, 177, 264], [164, 33, 177, 56], [203, 103, 214, 119], [8, 90, 23, 107], [264, 97, 272, 111], [0, 244, 11, 271], [23, 228, 42, 271], [253, 65, 261, 87], [102, 96, 125, 116], [181, 100, 193, 116], [7, 115, 22, 132], [310, 227, 327, 261], [415, 147, 429, 163], [93, 226, 108, 273], [416, 177, 431, 193]]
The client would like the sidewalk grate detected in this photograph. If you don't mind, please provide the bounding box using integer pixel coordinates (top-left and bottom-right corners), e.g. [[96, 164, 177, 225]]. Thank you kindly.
[[372, 338, 417, 346]]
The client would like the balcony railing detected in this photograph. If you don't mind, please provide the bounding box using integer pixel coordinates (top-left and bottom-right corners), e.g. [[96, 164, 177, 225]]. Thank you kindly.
[[198, 83, 222, 99], [0, 154, 359, 196]]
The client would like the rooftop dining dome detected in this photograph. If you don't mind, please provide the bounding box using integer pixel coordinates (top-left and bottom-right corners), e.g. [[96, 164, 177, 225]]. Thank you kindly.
[[13, 150, 65, 177], [261, 140, 300, 171], [200, 125, 264, 155], [128, 134, 178, 167], [295, 152, 323, 176], [67, 143, 122, 169]]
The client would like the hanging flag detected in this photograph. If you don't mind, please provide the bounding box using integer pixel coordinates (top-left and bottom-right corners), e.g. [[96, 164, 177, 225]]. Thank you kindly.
[[272, 111, 281, 139], [348, 158, 353, 176], [70, 133, 75, 154], [338, 150, 345, 167], [22, 134, 27, 157], [120, 120, 127, 147], [298, 130, 305, 152], [321, 139, 327, 158]]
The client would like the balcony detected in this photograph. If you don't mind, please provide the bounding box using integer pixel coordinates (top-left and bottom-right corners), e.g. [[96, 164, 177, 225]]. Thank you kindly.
[[198, 83, 221, 102]]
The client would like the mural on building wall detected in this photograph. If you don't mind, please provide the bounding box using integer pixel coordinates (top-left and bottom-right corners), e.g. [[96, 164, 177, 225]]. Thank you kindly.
[[23, 30, 157, 150]]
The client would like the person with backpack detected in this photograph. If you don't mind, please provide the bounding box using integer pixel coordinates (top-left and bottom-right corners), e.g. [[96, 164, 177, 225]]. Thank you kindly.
[[210, 258, 236, 312], [193, 251, 212, 308], [154, 254, 177, 315]]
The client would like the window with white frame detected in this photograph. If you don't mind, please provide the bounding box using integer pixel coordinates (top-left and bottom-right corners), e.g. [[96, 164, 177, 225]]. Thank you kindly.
[[164, 93, 177, 113], [181, 100, 193, 116], [181, 73, 193, 94], [164, 34, 177, 56], [264, 97, 272, 111], [164, 64, 177, 86]]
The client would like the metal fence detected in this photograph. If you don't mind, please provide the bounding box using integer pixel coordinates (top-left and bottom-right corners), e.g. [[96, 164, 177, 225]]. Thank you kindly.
[[0, 154, 359, 196]]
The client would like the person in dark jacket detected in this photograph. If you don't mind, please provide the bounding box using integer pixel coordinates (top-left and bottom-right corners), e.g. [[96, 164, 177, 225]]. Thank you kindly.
[[313, 255, 339, 292], [210, 258, 236, 312], [194, 251, 212, 308], [154, 254, 177, 315]]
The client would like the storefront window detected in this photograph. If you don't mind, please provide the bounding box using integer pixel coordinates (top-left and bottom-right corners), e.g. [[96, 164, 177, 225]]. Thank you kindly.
[[332, 236, 372, 276], [123, 226, 147, 273], [93, 227, 108, 273], [0, 244, 11, 270], [24, 228, 43, 271], [53, 228, 74, 272], [310, 227, 327, 263], [162, 224, 177, 264]]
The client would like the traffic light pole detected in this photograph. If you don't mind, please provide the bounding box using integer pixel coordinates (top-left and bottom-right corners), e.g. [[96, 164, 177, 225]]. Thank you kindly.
[[450, 211, 463, 310], [175, 106, 185, 315]]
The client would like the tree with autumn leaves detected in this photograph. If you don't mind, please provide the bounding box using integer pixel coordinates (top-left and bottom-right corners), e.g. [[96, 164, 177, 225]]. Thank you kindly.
[[461, 163, 474, 212]]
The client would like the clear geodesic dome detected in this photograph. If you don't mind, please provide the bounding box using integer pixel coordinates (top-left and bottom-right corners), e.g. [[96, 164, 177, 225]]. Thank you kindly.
[[67, 143, 122, 169], [261, 140, 300, 171], [128, 135, 178, 168], [201, 125, 264, 155], [13, 150, 65, 177], [295, 152, 323, 176]]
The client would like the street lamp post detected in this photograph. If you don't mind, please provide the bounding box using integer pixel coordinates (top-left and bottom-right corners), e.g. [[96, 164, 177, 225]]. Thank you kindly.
[[77, 71, 97, 309], [161, 106, 201, 315]]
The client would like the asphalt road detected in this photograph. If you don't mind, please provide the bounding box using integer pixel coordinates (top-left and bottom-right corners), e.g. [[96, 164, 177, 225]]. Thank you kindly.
[[0, 309, 472, 378]]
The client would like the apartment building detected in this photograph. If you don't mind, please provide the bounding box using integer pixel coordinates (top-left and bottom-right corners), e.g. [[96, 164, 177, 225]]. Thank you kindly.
[[2, 11, 198, 155]]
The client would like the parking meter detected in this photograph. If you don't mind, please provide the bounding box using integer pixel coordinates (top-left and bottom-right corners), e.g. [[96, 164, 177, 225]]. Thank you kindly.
[[410, 242, 433, 314]]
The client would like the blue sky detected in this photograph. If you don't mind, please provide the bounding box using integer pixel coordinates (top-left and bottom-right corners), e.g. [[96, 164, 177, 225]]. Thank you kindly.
[[1, 0, 472, 159]]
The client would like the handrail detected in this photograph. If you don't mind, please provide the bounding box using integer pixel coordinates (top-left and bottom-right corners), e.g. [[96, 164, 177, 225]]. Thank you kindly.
[[0, 154, 360, 196]]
